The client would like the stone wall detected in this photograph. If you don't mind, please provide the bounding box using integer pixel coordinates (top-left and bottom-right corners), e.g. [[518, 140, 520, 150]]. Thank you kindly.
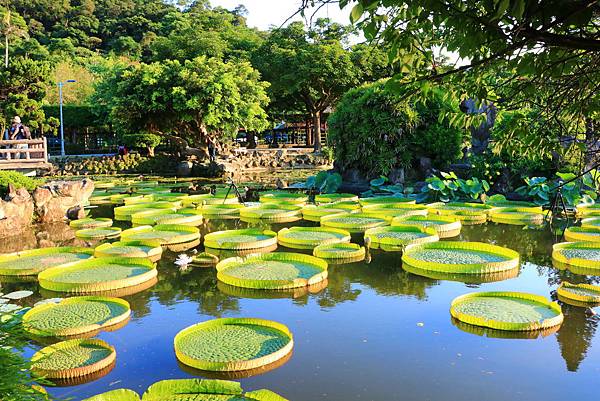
[[0, 179, 94, 238]]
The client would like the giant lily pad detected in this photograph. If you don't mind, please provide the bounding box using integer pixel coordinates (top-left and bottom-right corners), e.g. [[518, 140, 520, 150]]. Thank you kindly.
[[564, 226, 600, 242], [38, 257, 157, 294], [277, 227, 351, 249], [259, 191, 308, 205], [450, 291, 563, 331], [361, 203, 429, 218], [320, 212, 390, 233], [301, 205, 350, 222], [31, 338, 116, 379], [204, 229, 277, 250], [402, 241, 520, 274], [76, 227, 122, 240], [69, 218, 113, 229], [391, 215, 461, 238], [0, 247, 94, 276], [315, 193, 358, 203], [201, 204, 245, 219], [358, 196, 415, 206], [94, 240, 163, 263], [557, 281, 600, 305], [490, 207, 545, 225], [114, 202, 179, 221], [121, 224, 200, 245], [313, 242, 365, 262], [132, 208, 203, 226], [365, 225, 438, 251], [552, 241, 600, 273], [216, 252, 327, 290], [23, 296, 130, 338], [240, 204, 302, 222], [174, 318, 294, 372]]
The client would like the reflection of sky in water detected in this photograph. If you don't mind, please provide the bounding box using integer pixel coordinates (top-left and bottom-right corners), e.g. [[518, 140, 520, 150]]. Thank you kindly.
[[5, 218, 600, 401]]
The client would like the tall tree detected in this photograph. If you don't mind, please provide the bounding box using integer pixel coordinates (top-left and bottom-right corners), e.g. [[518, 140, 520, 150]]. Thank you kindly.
[[0, 8, 28, 68]]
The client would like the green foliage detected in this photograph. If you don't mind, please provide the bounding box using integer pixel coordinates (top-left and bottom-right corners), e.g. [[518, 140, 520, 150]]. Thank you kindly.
[[42, 105, 98, 128], [122, 133, 162, 156], [93, 56, 269, 147], [420, 171, 490, 203], [412, 123, 463, 169], [306, 171, 342, 194], [329, 80, 418, 177], [0, 171, 42, 197], [515, 172, 598, 207]]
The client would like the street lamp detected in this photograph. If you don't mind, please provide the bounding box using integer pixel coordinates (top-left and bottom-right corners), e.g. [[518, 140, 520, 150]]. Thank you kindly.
[[58, 79, 76, 157]]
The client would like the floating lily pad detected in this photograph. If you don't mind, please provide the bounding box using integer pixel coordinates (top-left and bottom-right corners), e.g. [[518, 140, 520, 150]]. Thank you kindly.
[[0, 247, 94, 276], [76, 227, 122, 240], [38, 257, 157, 294], [402, 241, 520, 274], [121, 224, 201, 245], [114, 202, 179, 221], [277, 227, 351, 249], [259, 191, 308, 205], [69, 218, 113, 229], [490, 207, 545, 224], [313, 242, 365, 262], [94, 240, 163, 263], [358, 196, 415, 206], [301, 205, 349, 222], [174, 318, 294, 372], [365, 225, 438, 251], [240, 204, 302, 222], [557, 281, 600, 305], [31, 338, 116, 379], [580, 217, 600, 228], [391, 215, 461, 238], [564, 226, 600, 242], [82, 379, 288, 401], [200, 204, 245, 218], [132, 208, 203, 226], [88, 195, 113, 205], [427, 202, 492, 222], [192, 252, 219, 267], [361, 203, 429, 218], [216, 252, 328, 290], [23, 296, 130, 337], [552, 241, 600, 273], [450, 291, 563, 331], [204, 229, 277, 250], [320, 212, 390, 233], [2, 290, 34, 300], [315, 193, 358, 203]]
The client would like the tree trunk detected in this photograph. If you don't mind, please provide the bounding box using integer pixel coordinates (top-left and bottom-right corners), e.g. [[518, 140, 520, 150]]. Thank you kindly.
[[147, 146, 155, 157], [5, 35, 8, 68], [313, 112, 322, 152], [306, 114, 314, 147]]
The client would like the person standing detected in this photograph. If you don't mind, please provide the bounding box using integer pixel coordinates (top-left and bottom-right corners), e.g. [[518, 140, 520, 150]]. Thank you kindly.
[[9, 116, 31, 159], [207, 135, 218, 163]]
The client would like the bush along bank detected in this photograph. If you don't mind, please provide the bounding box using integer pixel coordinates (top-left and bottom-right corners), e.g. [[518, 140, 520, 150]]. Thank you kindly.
[[50, 153, 179, 176]]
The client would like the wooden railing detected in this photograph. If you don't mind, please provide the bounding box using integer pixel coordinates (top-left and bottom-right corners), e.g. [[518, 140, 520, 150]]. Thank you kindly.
[[0, 138, 49, 169]]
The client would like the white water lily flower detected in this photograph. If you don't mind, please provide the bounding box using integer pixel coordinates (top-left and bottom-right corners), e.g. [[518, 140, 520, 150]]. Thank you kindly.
[[174, 254, 193, 267]]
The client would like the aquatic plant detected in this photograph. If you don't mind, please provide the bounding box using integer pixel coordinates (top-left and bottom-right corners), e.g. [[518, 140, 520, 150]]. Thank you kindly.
[[204, 229, 277, 250], [391, 215, 461, 238], [120, 225, 201, 245], [557, 282, 600, 304], [0, 247, 94, 276], [94, 241, 163, 263], [313, 242, 366, 261], [365, 225, 439, 251], [174, 318, 294, 372], [69, 218, 113, 229], [450, 292, 563, 331], [75, 227, 122, 240], [277, 227, 351, 249], [320, 212, 391, 233]]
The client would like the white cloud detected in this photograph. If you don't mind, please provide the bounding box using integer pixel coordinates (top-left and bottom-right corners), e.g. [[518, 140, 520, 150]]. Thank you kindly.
[[209, 0, 352, 30]]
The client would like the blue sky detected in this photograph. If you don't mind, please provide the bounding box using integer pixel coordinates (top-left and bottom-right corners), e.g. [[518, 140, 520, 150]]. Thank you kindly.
[[210, 0, 352, 30]]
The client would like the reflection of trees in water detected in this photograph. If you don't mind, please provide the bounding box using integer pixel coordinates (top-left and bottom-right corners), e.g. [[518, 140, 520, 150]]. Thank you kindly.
[[150, 255, 239, 318], [555, 303, 599, 372], [459, 224, 554, 267], [312, 252, 438, 308]]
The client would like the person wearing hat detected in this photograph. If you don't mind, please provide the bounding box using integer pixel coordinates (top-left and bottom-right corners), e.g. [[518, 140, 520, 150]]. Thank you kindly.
[[9, 116, 31, 159]]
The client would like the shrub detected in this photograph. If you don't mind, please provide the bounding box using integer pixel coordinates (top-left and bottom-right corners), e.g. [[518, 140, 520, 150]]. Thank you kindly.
[[412, 123, 463, 169], [328, 80, 418, 177], [0, 171, 42, 197], [121, 133, 162, 156]]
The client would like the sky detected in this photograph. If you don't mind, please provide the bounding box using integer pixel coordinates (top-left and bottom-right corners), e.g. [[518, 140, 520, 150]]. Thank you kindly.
[[209, 0, 352, 30]]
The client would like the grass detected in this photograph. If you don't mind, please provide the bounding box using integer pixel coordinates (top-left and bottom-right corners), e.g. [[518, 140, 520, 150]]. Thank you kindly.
[[0, 171, 42, 197]]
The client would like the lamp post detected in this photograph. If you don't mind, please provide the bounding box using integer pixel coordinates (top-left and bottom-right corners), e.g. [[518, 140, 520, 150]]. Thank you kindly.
[[58, 79, 76, 157]]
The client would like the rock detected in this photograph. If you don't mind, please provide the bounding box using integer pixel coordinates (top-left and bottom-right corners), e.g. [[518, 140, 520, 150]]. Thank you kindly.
[[275, 179, 288, 189], [389, 168, 405, 184], [33, 179, 94, 223], [419, 157, 433, 177], [0, 186, 34, 238], [177, 161, 194, 177], [66, 206, 86, 220]]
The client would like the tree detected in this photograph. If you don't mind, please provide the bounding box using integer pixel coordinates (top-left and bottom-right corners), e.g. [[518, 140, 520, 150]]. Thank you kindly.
[[301, 0, 600, 161], [0, 8, 28, 68], [122, 132, 162, 156], [93, 56, 270, 156], [253, 20, 359, 151]]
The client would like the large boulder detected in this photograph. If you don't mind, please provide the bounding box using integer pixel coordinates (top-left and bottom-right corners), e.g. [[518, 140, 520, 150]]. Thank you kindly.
[[0, 187, 35, 239], [33, 179, 95, 223]]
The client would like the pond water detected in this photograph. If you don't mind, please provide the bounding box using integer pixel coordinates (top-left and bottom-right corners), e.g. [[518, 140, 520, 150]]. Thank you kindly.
[[3, 204, 600, 401]]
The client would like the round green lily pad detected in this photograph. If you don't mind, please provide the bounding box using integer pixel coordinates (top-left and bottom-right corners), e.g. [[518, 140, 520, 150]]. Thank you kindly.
[[204, 229, 277, 250], [216, 252, 328, 289], [94, 240, 163, 263], [121, 224, 201, 245], [581, 217, 600, 228], [240, 204, 302, 222], [402, 241, 520, 274], [200, 204, 245, 218], [313, 242, 365, 261], [277, 227, 351, 249], [76, 227, 122, 240], [88, 195, 113, 205], [358, 196, 415, 206], [557, 282, 600, 304], [564, 226, 600, 242], [450, 291, 564, 331], [577, 204, 600, 217], [490, 207, 545, 224], [0, 247, 94, 276], [427, 202, 492, 222], [114, 202, 179, 221], [301, 205, 350, 222], [132, 208, 203, 226], [552, 241, 600, 274], [315, 193, 358, 203], [259, 191, 308, 204], [403, 263, 519, 284], [69, 218, 113, 229], [38, 257, 157, 294], [174, 318, 294, 372], [22, 296, 130, 338], [391, 215, 461, 238], [320, 212, 390, 233], [365, 225, 438, 250], [192, 252, 219, 267], [361, 203, 429, 218], [31, 338, 116, 379]]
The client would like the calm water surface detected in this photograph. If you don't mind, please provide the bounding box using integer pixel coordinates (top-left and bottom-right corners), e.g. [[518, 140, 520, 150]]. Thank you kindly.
[[3, 208, 600, 401]]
